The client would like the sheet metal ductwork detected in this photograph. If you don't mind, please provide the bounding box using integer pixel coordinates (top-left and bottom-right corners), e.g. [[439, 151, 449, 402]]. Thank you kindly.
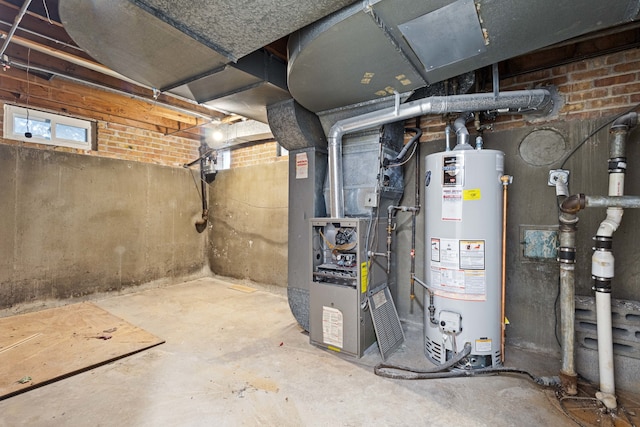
[[58, 0, 353, 123], [60, 0, 640, 124], [288, 0, 640, 113]]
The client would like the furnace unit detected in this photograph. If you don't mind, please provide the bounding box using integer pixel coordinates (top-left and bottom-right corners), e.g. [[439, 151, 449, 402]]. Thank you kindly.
[[309, 218, 391, 357]]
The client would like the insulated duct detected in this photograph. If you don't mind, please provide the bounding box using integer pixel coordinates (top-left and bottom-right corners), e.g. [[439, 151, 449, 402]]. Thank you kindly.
[[326, 89, 554, 218], [267, 99, 328, 331]]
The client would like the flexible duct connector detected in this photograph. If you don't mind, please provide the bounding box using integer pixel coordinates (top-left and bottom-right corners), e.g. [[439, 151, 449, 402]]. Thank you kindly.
[[327, 89, 553, 217]]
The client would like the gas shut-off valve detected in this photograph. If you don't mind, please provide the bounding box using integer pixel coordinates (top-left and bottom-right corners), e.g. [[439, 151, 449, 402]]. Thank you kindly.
[[439, 310, 462, 334]]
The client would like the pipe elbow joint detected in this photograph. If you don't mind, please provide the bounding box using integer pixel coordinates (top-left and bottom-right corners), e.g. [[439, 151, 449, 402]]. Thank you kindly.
[[596, 208, 623, 237], [560, 194, 585, 215], [611, 112, 638, 131]]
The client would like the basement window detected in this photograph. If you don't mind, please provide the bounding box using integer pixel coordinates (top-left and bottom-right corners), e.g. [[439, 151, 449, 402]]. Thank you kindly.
[[277, 143, 288, 157], [217, 148, 231, 170], [3, 105, 95, 150]]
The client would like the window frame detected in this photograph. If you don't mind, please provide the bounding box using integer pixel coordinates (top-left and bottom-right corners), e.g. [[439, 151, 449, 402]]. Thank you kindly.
[[3, 104, 95, 150], [217, 148, 231, 170]]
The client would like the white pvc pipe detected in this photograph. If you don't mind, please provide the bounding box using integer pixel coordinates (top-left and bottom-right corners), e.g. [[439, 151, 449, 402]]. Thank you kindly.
[[596, 292, 616, 397], [590, 116, 636, 410], [608, 172, 624, 197]]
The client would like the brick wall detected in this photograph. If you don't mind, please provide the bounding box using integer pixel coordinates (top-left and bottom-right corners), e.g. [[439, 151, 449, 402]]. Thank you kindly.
[[230, 141, 287, 168], [3, 48, 638, 167], [96, 122, 199, 166], [0, 102, 286, 169], [0, 104, 200, 167], [417, 48, 640, 141]]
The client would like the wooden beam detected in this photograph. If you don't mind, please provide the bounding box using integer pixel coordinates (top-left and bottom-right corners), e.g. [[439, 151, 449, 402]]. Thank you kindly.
[[499, 25, 640, 79], [0, 66, 208, 140]]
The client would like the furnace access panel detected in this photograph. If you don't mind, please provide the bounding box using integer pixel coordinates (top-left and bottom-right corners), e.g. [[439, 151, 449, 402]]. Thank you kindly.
[[309, 218, 386, 357]]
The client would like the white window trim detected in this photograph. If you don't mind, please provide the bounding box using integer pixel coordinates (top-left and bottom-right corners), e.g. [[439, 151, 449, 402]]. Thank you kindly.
[[217, 148, 231, 170], [3, 104, 95, 150]]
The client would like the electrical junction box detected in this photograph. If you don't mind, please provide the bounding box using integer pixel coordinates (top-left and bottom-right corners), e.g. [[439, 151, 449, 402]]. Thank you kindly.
[[439, 310, 462, 334]]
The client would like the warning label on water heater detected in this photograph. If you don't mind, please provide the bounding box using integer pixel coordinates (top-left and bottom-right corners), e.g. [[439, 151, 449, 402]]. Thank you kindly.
[[429, 237, 487, 301], [442, 188, 463, 221], [460, 240, 485, 270]]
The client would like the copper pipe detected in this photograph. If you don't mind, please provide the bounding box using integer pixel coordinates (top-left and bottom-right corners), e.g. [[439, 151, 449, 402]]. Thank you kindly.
[[500, 175, 512, 363]]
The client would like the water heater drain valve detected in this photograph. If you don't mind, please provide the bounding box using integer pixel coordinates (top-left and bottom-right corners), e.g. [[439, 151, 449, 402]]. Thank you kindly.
[[439, 310, 462, 334]]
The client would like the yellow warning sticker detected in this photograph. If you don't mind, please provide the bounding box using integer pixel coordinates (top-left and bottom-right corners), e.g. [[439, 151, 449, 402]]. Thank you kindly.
[[475, 338, 492, 352], [463, 188, 482, 200], [361, 261, 368, 294], [327, 345, 341, 353]]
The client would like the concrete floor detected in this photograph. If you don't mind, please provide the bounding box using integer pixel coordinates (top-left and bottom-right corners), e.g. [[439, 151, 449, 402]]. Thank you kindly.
[[0, 277, 577, 426]]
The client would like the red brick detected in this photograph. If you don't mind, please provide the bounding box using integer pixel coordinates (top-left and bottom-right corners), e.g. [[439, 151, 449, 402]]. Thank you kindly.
[[594, 73, 637, 87], [571, 68, 611, 81], [612, 61, 640, 73], [612, 82, 640, 95]]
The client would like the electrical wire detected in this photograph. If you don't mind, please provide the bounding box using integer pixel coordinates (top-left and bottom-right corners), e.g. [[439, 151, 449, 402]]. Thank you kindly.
[[319, 229, 356, 252], [386, 128, 422, 168], [42, 0, 53, 25], [25, 48, 31, 136], [187, 166, 203, 205], [387, 142, 418, 168], [559, 103, 640, 169], [554, 276, 562, 348]]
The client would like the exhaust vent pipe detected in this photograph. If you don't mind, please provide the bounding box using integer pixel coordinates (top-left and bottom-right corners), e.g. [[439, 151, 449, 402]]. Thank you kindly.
[[326, 89, 554, 218]]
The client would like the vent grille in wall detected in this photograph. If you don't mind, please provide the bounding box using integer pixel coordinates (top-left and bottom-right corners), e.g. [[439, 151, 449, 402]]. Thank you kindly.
[[575, 296, 640, 360]]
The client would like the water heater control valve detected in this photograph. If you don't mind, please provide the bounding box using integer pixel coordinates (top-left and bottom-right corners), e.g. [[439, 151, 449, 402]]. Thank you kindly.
[[439, 310, 462, 334]]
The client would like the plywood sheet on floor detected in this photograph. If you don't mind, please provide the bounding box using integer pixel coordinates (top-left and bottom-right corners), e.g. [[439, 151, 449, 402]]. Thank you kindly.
[[0, 302, 164, 400]]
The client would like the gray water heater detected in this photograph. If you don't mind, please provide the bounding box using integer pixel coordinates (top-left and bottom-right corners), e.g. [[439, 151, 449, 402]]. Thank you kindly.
[[424, 148, 505, 368]]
